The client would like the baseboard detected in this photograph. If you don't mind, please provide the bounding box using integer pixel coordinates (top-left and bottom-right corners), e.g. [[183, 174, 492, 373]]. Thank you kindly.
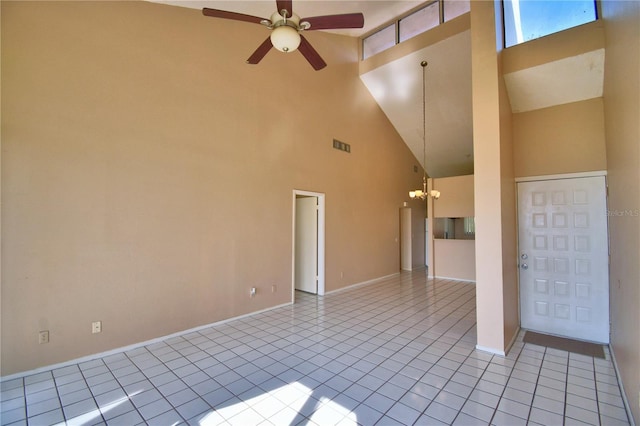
[[504, 326, 521, 356], [609, 343, 637, 426], [434, 275, 476, 283], [475, 344, 506, 357], [1, 302, 293, 382], [324, 272, 400, 296]]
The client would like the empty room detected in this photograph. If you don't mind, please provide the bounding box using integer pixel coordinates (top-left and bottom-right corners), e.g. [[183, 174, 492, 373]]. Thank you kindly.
[[1, 0, 638, 425]]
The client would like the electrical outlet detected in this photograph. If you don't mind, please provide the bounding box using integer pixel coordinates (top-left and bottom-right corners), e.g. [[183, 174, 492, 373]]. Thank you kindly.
[[250, 287, 256, 297], [38, 330, 49, 344], [271, 285, 277, 293], [92, 321, 102, 334]]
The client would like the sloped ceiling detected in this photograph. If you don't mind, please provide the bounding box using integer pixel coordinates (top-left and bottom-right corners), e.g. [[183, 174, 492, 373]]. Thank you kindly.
[[504, 49, 605, 113], [360, 30, 473, 178]]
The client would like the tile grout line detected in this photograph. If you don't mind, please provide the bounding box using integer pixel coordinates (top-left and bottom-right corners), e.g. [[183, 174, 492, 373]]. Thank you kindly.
[[486, 338, 532, 425], [371, 281, 480, 424]]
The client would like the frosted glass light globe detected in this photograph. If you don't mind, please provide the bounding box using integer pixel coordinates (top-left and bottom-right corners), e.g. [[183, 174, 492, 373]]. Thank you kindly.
[[270, 25, 301, 52]]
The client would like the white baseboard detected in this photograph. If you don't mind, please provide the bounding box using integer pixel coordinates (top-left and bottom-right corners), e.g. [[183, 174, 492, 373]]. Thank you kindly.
[[609, 344, 637, 426], [324, 272, 400, 295], [475, 327, 520, 358], [434, 275, 476, 283], [1, 302, 293, 382], [475, 344, 506, 357], [505, 326, 521, 356]]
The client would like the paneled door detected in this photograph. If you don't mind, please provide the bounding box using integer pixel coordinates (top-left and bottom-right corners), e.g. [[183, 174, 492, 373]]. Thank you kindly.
[[518, 176, 609, 343]]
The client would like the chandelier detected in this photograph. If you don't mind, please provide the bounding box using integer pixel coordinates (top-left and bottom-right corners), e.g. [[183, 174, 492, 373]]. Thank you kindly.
[[409, 61, 440, 201]]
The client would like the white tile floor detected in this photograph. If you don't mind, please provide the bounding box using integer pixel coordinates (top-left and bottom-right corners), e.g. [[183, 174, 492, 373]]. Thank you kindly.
[[0, 270, 632, 426]]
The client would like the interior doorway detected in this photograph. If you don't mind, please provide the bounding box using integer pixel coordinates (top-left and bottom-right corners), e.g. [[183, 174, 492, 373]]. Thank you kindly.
[[400, 207, 413, 271], [292, 190, 325, 300]]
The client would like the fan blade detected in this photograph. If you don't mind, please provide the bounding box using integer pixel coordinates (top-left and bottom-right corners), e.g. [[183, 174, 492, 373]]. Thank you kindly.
[[298, 35, 326, 70], [202, 8, 266, 25], [301, 13, 364, 30], [276, 0, 293, 16], [246, 37, 273, 65]]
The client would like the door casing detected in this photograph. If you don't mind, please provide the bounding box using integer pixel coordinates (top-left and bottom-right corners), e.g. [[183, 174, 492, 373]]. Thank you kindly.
[[292, 190, 325, 299]]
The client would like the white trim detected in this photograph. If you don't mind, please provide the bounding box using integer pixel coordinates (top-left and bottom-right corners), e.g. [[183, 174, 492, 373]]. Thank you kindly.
[[434, 276, 476, 283], [475, 344, 506, 357], [504, 326, 521, 356], [515, 170, 607, 183], [324, 272, 400, 296], [609, 344, 637, 426], [292, 190, 325, 299], [0, 302, 292, 382]]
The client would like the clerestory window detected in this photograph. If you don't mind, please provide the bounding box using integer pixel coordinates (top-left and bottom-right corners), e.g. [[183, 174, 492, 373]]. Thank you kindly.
[[503, 0, 598, 48]]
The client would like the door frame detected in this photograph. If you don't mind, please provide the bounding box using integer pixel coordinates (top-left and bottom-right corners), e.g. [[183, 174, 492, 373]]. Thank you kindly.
[[292, 190, 325, 300], [515, 170, 609, 341]]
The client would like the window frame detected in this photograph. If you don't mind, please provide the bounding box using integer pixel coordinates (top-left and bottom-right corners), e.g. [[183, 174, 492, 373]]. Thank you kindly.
[[362, 0, 472, 60], [501, 0, 599, 49]]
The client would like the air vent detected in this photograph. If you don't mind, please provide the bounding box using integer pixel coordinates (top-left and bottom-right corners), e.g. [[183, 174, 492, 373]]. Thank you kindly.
[[333, 139, 351, 153]]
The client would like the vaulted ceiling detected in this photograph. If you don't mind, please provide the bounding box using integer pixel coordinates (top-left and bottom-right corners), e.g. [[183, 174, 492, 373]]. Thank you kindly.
[[359, 30, 474, 178], [148, 1, 605, 178]]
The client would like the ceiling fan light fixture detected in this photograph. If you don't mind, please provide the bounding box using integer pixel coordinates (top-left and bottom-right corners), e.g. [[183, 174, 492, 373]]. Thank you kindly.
[[270, 25, 301, 52], [202, 3, 364, 69]]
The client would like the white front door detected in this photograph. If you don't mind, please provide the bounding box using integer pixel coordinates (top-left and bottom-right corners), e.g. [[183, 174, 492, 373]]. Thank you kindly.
[[295, 196, 318, 294], [518, 176, 609, 343]]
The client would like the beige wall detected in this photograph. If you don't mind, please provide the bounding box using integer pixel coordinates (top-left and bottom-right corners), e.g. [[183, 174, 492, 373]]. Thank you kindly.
[[431, 175, 475, 281], [502, 20, 604, 74], [1, 1, 421, 375], [433, 175, 474, 218], [505, 18, 607, 178], [434, 240, 475, 281], [513, 98, 607, 177], [602, 0, 640, 422], [470, 0, 518, 354], [498, 47, 519, 351]]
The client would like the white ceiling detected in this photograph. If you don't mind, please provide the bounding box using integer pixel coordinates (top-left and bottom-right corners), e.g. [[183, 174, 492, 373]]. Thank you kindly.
[[504, 49, 605, 113], [150, 0, 424, 37]]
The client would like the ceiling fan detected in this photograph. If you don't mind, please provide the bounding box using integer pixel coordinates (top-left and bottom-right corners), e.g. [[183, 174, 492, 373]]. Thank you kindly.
[[202, 0, 364, 70]]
